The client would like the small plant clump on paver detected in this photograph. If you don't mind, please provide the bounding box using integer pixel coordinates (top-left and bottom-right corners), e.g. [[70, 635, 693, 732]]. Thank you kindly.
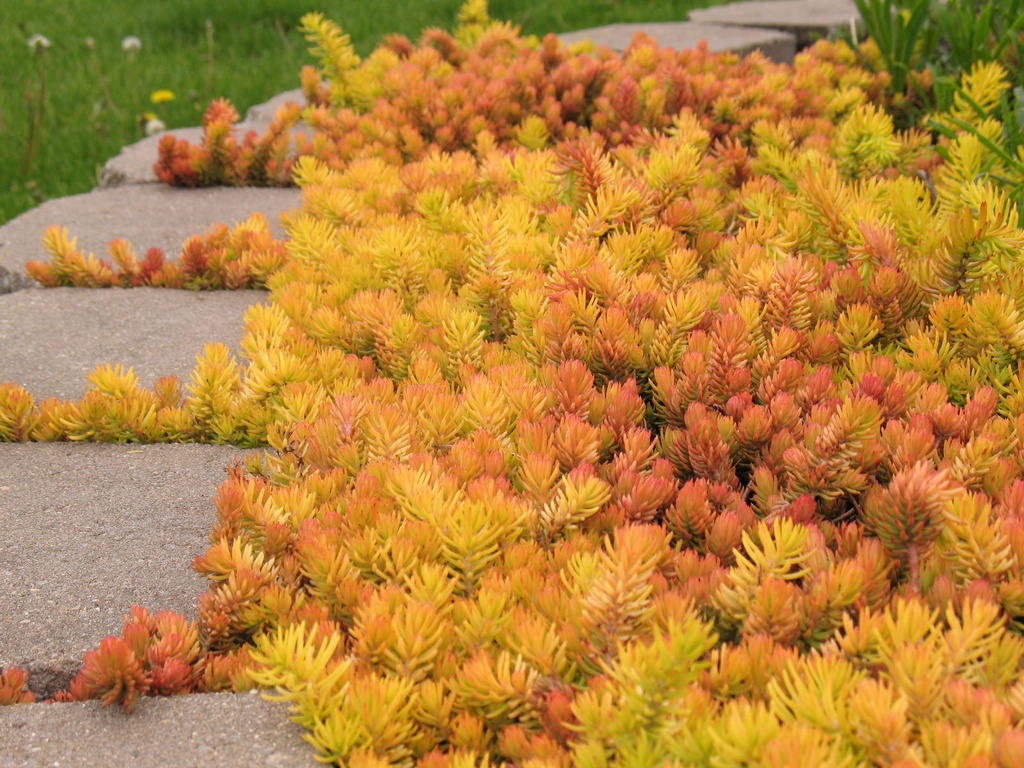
[[0, 667, 35, 705], [25, 213, 287, 291], [5, 1, 1024, 765]]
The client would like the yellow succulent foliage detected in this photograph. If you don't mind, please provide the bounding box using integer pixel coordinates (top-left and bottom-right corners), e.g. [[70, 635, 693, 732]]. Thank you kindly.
[[13, 11, 1024, 767], [299, 12, 361, 108]]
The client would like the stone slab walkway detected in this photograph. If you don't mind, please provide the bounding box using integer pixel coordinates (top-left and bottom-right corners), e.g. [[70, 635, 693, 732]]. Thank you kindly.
[[0, 288, 262, 401], [0, 693, 317, 767], [688, 0, 860, 48], [559, 21, 796, 62]]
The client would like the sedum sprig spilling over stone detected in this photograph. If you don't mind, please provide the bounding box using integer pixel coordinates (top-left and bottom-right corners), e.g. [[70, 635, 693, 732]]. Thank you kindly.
[[6, 2, 1024, 766]]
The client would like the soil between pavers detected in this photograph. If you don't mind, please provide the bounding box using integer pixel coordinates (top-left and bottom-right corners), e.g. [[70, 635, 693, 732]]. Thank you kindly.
[[0, 442, 251, 699], [0, 692, 318, 768]]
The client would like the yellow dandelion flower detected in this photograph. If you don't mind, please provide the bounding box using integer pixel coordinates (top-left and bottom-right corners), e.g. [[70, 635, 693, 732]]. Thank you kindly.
[[150, 89, 175, 105]]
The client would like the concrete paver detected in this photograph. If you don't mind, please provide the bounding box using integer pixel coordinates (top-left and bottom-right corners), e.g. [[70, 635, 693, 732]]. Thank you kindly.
[[242, 88, 307, 128], [0, 692, 318, 767], [0, 287, 263, 402], [0, 442, 249, 699], [688, 0, 860, 48], [559, 21, 796, 63]]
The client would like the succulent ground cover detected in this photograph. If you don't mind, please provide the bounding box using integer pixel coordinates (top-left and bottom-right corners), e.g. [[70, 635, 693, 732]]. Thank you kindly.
[[1, 0, 724, 225], [5, 2, 1024, 765]]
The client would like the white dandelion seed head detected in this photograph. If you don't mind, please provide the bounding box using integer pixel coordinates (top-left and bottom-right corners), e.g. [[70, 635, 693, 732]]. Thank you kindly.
[[122, 36, 142, 52], [27, 34, 51, 52], [144, 117, 166, 136]]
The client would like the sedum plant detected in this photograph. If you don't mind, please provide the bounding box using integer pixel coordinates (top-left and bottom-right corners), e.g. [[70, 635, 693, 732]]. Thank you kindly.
[[51, 605, 255, 712], [154, 98, 302, 188], [930, 60, 1024, 208], [155, 4, 890, 188], [0, 667, 35, 705], [6, 3, 1024, 766], [25, 212, 287, 290]]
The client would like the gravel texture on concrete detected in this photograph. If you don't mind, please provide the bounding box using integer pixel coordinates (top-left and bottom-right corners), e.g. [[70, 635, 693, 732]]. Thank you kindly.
[[0, 442, 250, 698], [0, 287, 265, 401], [0, 692, 319, 768], [0, 185, 301, 294], [558, 21, 796, 62]]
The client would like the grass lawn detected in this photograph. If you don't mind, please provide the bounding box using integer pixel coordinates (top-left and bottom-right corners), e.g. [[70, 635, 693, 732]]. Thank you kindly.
[[0, 0, 720, 225]]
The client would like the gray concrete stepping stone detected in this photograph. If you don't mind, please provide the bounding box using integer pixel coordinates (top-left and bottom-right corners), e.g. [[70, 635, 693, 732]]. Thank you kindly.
[[0, 185, 301, 294], [559, 21, 796, 63], [0, 692, 318, 767], [688, 0, 860, 49], [0, 442, 250, 699], [0, 287, 263, 402], [101, 88, 309, 188], [242, 87, 307, 127]]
